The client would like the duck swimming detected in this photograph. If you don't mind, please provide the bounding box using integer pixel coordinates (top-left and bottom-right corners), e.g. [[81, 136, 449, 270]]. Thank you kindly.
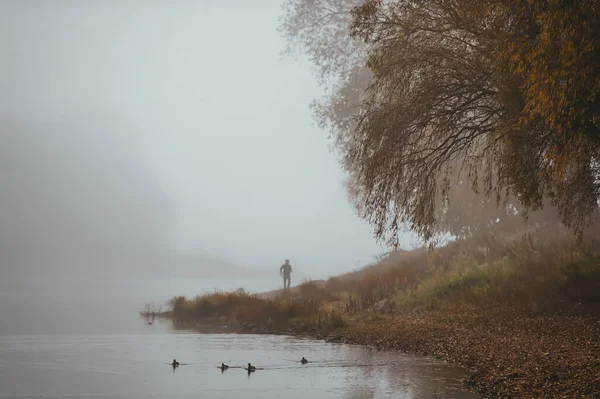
[[220, 363, 229, 370], [301, 357, 308, 364], [171, 359, 180, 367], [246, 363, 256, 372]]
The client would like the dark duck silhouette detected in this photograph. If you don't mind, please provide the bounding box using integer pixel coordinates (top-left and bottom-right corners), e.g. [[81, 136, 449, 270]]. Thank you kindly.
[[220, 363, 229, 371], [301, 357, 308, 364], [246, 363, 256, 372]]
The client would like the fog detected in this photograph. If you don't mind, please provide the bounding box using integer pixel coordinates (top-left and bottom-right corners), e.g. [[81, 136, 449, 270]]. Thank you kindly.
[[0, 1, 409, 303], [0, 114, 171, 282]]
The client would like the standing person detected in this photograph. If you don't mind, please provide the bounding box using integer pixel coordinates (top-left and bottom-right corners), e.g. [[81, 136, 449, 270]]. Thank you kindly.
[[279, 259, 292, 289]]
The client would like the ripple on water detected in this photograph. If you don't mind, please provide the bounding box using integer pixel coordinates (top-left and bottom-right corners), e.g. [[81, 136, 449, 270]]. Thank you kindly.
[[0, 333, 483, 399]]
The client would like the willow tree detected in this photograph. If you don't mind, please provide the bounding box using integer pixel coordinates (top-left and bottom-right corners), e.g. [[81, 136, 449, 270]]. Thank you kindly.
[[281, 0, 503, 242], [280, 0, 600, 245], [279, 0, 370, 148], [342, 0, 600, 245], [495, 0, 600, 237]]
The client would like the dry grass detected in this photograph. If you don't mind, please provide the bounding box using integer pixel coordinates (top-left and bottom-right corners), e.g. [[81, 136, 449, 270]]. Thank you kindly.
[[150, 230, 600, 329], [322, 230, 600, 313], [163, 290, 344, 333]]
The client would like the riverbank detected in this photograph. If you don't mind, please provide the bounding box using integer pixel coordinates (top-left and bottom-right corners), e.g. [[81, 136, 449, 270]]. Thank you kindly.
[[144, 302, 599, 398], [340, 306, 600, 398], [143, 233, 600, 398], [213, 306, 600, 398]]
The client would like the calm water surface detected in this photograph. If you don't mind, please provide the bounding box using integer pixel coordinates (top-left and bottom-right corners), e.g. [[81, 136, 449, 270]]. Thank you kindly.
[[0, 328, 483, 399], [0, 284, 482, 399]]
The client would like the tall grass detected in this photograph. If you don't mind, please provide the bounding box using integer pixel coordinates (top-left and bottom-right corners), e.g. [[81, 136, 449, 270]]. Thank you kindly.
[[392, 257, 519, 308], [166, 290, 344, 332], [328, 230, 600, 312], [153, 229, 600, 332]]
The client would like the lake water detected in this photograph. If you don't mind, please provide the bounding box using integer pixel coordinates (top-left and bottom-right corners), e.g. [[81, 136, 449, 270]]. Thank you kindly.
[[0, 330, 482, 399], [0, 281, 483, 399]]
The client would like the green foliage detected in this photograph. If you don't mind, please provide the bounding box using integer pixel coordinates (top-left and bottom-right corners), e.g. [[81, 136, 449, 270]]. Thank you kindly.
[[392, 258, 519, 308], [319, 230, 599, 312]]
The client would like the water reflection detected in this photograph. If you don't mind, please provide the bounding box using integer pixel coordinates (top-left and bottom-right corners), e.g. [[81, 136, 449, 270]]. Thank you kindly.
[[338, 345, 478, 399]]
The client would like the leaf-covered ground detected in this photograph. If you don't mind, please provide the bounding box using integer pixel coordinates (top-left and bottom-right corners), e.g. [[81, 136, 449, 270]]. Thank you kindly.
[[341, 307, 600, 398]]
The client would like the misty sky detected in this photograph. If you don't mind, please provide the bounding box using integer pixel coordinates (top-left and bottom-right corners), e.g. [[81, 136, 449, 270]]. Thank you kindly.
[[0, 1, 414, 285]]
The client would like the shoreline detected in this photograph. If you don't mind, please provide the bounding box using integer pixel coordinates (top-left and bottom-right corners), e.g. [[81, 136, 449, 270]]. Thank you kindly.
[[152, 305, 600, 398], [143, 238, 600, 398], [339, 307, 599, 399]]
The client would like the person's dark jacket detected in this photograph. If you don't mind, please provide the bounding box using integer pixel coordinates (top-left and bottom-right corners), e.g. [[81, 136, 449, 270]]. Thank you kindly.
[[280, 263, 292, 276]]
